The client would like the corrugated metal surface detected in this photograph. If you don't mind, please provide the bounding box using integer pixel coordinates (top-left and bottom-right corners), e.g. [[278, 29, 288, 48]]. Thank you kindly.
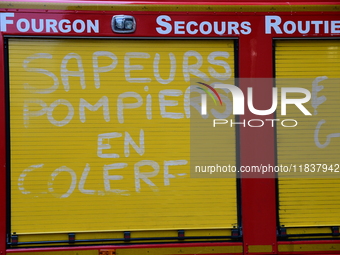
[[8, 38, 237, 236], [275, 40, 340, 227]]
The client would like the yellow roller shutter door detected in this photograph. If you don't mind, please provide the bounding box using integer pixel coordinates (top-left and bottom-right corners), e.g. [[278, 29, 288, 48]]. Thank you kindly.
[[276, 40, 340, 227], [8, 38, 237, 236]]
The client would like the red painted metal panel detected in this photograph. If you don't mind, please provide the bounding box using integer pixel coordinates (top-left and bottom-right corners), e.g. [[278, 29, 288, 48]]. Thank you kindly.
[[3, 0, 340, 4], [0, 2, 340, 254], [239, 27, 277, 253], [0, 11, 339, 38]]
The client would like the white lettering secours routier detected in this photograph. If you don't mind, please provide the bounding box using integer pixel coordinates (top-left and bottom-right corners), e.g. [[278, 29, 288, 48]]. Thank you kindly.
[[265, 15, 340, 35], [2, 13, 339, 36], [156, 15, 252, 35]]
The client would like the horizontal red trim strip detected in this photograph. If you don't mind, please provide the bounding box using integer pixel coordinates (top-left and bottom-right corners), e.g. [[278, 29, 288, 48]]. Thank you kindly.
[[3, 0, 340, 5], [6, 242, 242, 253]]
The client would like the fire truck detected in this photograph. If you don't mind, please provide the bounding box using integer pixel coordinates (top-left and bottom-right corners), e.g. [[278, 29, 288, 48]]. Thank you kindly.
[[1, 0, 340, 254]]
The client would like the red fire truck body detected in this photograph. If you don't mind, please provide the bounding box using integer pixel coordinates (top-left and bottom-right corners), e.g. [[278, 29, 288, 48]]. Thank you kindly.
[[1, 1, 340, 254]]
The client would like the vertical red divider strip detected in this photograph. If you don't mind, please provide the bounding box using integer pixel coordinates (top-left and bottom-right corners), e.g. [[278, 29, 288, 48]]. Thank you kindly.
[[239, 33, 278, 254], [0, 34, 8, 255]]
